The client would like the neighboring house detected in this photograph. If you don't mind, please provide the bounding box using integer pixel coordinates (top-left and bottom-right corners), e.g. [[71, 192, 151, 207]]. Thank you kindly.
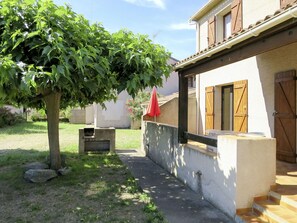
[[143, 88, 197, 133], [142, 0, 297, 221], [70, 57, 180, 127], [4, 105, 23, 114]]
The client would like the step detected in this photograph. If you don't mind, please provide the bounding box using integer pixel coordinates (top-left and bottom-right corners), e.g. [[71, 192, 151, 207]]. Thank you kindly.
[[253, 199, 297, 223], [269, 190, 297, 213], [235, 209, 268, 223]]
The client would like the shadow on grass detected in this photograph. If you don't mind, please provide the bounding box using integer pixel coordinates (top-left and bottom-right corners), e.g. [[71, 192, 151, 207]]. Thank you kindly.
[[0, 122, 47, 135], [0, 148, 165, 223]]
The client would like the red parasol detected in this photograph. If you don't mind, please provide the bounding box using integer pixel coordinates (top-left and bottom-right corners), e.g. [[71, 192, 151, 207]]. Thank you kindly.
[[146, 87, 160, 118]]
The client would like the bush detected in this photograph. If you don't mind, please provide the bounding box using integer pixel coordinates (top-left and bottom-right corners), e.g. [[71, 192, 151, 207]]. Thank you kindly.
[[126, 91, 151, 121], [59, 107, 72, 122], [30, 109, 47, 122], [29, 107, 71, 122], [0, 107, 25, 127]]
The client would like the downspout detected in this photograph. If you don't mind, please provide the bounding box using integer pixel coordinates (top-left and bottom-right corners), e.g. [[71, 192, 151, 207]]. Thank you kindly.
[[196, 22, 201, 52], [176, 5, 297, 70], [196, 74, 201, 134]]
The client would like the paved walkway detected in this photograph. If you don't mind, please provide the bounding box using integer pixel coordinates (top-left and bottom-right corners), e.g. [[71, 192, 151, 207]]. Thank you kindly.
[[117, 149, 234, 223]]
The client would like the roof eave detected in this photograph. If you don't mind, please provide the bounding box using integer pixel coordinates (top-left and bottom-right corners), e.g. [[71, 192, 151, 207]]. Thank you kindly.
[[190, 0, 222, 22], [177, 4, 297, 71]]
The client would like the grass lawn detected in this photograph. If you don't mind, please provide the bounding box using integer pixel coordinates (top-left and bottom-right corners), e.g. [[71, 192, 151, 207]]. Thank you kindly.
[[0, 122, 164, 223]]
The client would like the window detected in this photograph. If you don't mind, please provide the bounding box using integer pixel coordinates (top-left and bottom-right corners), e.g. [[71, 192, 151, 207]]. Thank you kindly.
[[205, 80, 248, 133], [188, 76, 196, 88], [221, 85, 233, 130], [223, 12, 231, 39], [206, 0, 242, 44]]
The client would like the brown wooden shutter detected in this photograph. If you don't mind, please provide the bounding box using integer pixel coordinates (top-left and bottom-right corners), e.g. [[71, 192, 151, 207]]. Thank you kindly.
[[231, 0, 242, 34], [233, 80, 248, 132], [205, 86, 214, 130], [275, 70, 296, 163], [208, 16, 216, 46], [280, 0, 295, 8]]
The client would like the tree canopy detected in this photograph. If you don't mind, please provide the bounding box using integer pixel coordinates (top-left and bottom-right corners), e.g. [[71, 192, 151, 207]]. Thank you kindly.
[[0, 0, 172, 170]]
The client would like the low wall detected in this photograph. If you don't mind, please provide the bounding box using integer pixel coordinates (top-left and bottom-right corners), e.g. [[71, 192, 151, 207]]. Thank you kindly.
[[69, 108, 86, 124], [142, 121, 276, 219]]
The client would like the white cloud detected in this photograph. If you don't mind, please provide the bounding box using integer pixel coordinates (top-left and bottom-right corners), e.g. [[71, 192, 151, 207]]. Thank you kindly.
[[169, 22, 196, 30], [124, 0, 166, 10]]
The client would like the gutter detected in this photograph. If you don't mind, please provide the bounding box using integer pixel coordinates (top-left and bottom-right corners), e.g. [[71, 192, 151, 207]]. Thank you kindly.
[[176, 5, 297, 71]]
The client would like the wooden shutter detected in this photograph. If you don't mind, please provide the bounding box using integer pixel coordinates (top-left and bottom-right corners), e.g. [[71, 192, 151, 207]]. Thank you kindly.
[[275, 70, 296, 163], [233, 80, 248, 132], [280, 0, 295, 8], [208, 16, 216, 46], [205, 86, 214, 130], [231, 0, 242, 34]]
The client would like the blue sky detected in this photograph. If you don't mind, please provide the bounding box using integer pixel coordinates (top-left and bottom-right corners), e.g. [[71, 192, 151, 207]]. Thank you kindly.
[[53, 0, 208, 60]]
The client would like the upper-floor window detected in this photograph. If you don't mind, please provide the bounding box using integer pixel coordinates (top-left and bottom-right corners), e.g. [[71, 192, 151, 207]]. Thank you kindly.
[[223, 12, 231, 39], [207, 0, 242, 47]]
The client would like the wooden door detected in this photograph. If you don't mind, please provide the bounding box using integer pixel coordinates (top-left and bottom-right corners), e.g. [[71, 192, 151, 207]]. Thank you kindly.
[[205, 86, 214, 130], [234, 80, 248, 132], [275, 70, 296, 163]]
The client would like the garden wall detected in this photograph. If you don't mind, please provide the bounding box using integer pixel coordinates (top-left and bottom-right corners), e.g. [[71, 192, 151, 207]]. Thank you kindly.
[[142, 121, 276, 218]]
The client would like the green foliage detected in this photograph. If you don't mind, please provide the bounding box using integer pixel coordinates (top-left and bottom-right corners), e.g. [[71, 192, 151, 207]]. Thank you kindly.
[[0, 0, 171, 169], [29, 109, 47, 121], [29, 107, 71, 122], [110, 30, 172, 97], [59, 106, 72, 120], [0, 107, 24, 127], [0, 0, 171, 109], [126, 91, 151, 121], [0, 0, 116, 108]]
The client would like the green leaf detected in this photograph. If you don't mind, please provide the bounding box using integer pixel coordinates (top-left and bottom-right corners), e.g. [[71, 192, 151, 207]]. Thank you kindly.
[[42, 45, 52, 57], [24, 0, 35, 5], [57, 65, 65, 76], [12, 37, 24, 50], [55, 8, 66, 17], [27, 30, 40, 39]]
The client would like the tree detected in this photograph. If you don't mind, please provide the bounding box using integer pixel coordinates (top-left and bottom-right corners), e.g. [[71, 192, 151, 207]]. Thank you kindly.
[[0, 0, 171, 170]]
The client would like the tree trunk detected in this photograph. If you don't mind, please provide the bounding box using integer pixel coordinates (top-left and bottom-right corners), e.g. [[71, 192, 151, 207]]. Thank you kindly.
[[44, 91, 62, 170]]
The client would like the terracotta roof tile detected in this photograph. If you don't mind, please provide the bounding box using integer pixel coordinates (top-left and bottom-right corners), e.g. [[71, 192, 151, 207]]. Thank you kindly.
[[174, 3, 297, 68]]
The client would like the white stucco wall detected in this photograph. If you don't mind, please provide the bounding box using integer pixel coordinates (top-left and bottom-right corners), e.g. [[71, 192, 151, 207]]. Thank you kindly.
[[4, 105, 23, 114], [196, 0, 233, 52], [197, 42, 297, 137], [243, 0, 280, 27], [142, 122, 276, 219], [156, 57, 179, 96], [92, 57, 179, 128], [196, 0, 281, 52], [94, 91, 131, 128], [85, 104, 94, 124]]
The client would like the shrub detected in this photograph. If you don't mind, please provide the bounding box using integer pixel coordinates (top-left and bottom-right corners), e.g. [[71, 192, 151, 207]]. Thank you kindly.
[[126, 91, 151, 121], [30, 109, 47, 122], [59, 107, 72, 122], [0, 107, 24, 127], [29, 107, 71, 122]]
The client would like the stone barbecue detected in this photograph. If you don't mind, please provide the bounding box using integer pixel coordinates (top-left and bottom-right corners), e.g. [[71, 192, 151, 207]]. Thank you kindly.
[[79, 127, 115, 154]]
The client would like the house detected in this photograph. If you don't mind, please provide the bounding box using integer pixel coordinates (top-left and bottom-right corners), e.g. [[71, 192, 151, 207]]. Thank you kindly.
[[142, 88, 197, 133], [175, 0, 297, 162], [142, 0, 297, 221], [69, 57, 180, 128]]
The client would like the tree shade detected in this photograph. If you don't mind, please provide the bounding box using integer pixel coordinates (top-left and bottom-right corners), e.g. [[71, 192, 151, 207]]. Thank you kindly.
[[0, 0, 172, 170]]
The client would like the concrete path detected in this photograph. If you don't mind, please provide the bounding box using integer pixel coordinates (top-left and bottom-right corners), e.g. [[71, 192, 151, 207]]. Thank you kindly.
[[117, 149, 234, 223]]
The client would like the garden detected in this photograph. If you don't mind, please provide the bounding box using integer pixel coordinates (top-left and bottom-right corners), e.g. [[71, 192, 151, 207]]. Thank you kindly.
[[0, 122, 165, 223]]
